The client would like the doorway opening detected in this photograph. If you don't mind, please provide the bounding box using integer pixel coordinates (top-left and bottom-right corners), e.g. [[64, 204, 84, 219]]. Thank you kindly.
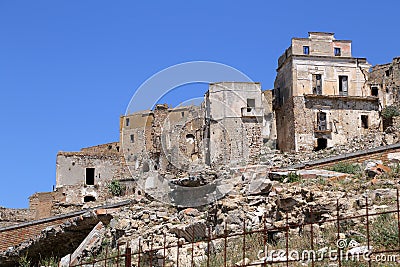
[[315, 138, 327, 151], [85, 168, 95, 185]]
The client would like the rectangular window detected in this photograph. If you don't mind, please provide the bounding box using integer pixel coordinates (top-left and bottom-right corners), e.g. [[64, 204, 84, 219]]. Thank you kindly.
[[361, 115, 369, 129], [339, 76, 348, 96], [247, 98, 255, 112], [125, 118, 130, 127], [334, 47, 341, 56], [313, 74, 322, 95], [130, 134, 134, 143], [371, 86, 378, 97], [317, 112, 327, 131], [303, 46, 309, 55], [85, 168, 95, 185]]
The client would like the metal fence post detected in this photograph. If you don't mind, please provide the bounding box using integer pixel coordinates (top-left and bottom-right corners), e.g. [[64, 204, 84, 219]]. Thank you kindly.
[[207, 226, 211, 267], [125, 247, 131, 267], [163, 233, 166, 267], [285, 212, 289, 267], [310, 207, 314, 267], [242, 218, 246, 267], [366, 195, 371, 267], [337, 199, 341, 267]]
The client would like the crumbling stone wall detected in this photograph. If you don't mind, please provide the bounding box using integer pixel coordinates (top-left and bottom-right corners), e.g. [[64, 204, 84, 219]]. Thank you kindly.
[[205, 82, 267, 166], [274, 98, 296, 151], [55, 151, 130, 205], [121, 105, 204, 175], [0, 208, 34, 228], [293, 95, 380, 151], [262, 90, 276, 147], [368, 57, 400, 107], [29, 191, 66, 220], [80, 142, 120, 153]]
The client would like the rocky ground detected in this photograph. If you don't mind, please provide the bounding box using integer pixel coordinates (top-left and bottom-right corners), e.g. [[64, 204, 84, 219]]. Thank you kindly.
[[67, 155, 400, 267], [259, 128, 400, 168]]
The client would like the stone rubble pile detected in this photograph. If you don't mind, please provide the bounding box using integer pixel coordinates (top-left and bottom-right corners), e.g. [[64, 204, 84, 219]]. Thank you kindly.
[[259, 127, 400, 168], [76, 161, 400, 266]]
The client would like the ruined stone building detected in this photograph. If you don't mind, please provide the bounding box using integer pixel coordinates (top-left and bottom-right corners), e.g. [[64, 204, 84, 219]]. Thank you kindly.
[[121, 104, 204, 175], [203, 82, 275, 166], [274, 32, 381, 152], [121, 82, 276, 172], [368, 57, 400, 108]]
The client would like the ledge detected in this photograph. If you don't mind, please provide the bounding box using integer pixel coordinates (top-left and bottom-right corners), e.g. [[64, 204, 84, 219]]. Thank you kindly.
[[304, 94, 379, 102]]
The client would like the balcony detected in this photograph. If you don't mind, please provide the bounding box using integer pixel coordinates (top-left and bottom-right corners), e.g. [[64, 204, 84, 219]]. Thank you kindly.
[[241, 107, 264, 118], [314, 122, 333, 135]]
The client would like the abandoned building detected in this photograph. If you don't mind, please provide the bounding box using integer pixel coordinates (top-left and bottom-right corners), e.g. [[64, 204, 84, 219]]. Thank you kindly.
[[203, 82, 275, 166], [20, 32, 400, 211], [121, 82, 276, 172], [274, 32, 381, 152]]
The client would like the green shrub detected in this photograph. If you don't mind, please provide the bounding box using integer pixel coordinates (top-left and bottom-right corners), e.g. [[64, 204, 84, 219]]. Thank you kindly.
[[371, 213, 398, 250], [39, 256, 59, 267], [328, 162, 361, 174], [107, 180, 125, 196], [382, 105, 400, 119], [277, 171, 302, 183], [18, 254, 31, 267]]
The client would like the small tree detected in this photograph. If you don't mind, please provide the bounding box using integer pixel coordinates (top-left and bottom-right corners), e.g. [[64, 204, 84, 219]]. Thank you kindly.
[[107, 180, 125, 196]]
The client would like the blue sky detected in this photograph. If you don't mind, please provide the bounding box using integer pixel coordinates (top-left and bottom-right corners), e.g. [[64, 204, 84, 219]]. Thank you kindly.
[[0, 1, 399, 208]]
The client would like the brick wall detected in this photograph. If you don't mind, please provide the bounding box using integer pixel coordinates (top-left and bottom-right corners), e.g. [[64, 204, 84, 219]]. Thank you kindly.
[[0, 214, 79, 252]]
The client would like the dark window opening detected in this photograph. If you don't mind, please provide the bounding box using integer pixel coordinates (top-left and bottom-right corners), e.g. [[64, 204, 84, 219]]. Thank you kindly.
[[186, 133, 195, 140], [317, 112, 327, 131], [84, 196, 96, 202], [181, 112, 185, 118], [142, 162, 149, 172], [313, 74, 322, 94], [315, 138, 327, 151], [247, 98, 255, 112], [125, 118, 130, 127], [303, 46, 309, 55], [371, 87, 378, 97], [339, 76, 348, 96], [334, 47, 341, 56], [385, 69, 391, 77], [85, 168, 95, 185], [361, 115, 369, 129], [130, 134, 134, 143]]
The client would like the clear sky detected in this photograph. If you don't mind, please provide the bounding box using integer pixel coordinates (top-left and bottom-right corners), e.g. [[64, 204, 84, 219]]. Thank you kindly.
[[1, 1, 399, 208]]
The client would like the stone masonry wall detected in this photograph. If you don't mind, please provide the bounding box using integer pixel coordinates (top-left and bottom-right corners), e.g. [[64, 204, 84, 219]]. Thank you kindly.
[[0, 208, 34, 228], [292, 95, 380, 151]]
